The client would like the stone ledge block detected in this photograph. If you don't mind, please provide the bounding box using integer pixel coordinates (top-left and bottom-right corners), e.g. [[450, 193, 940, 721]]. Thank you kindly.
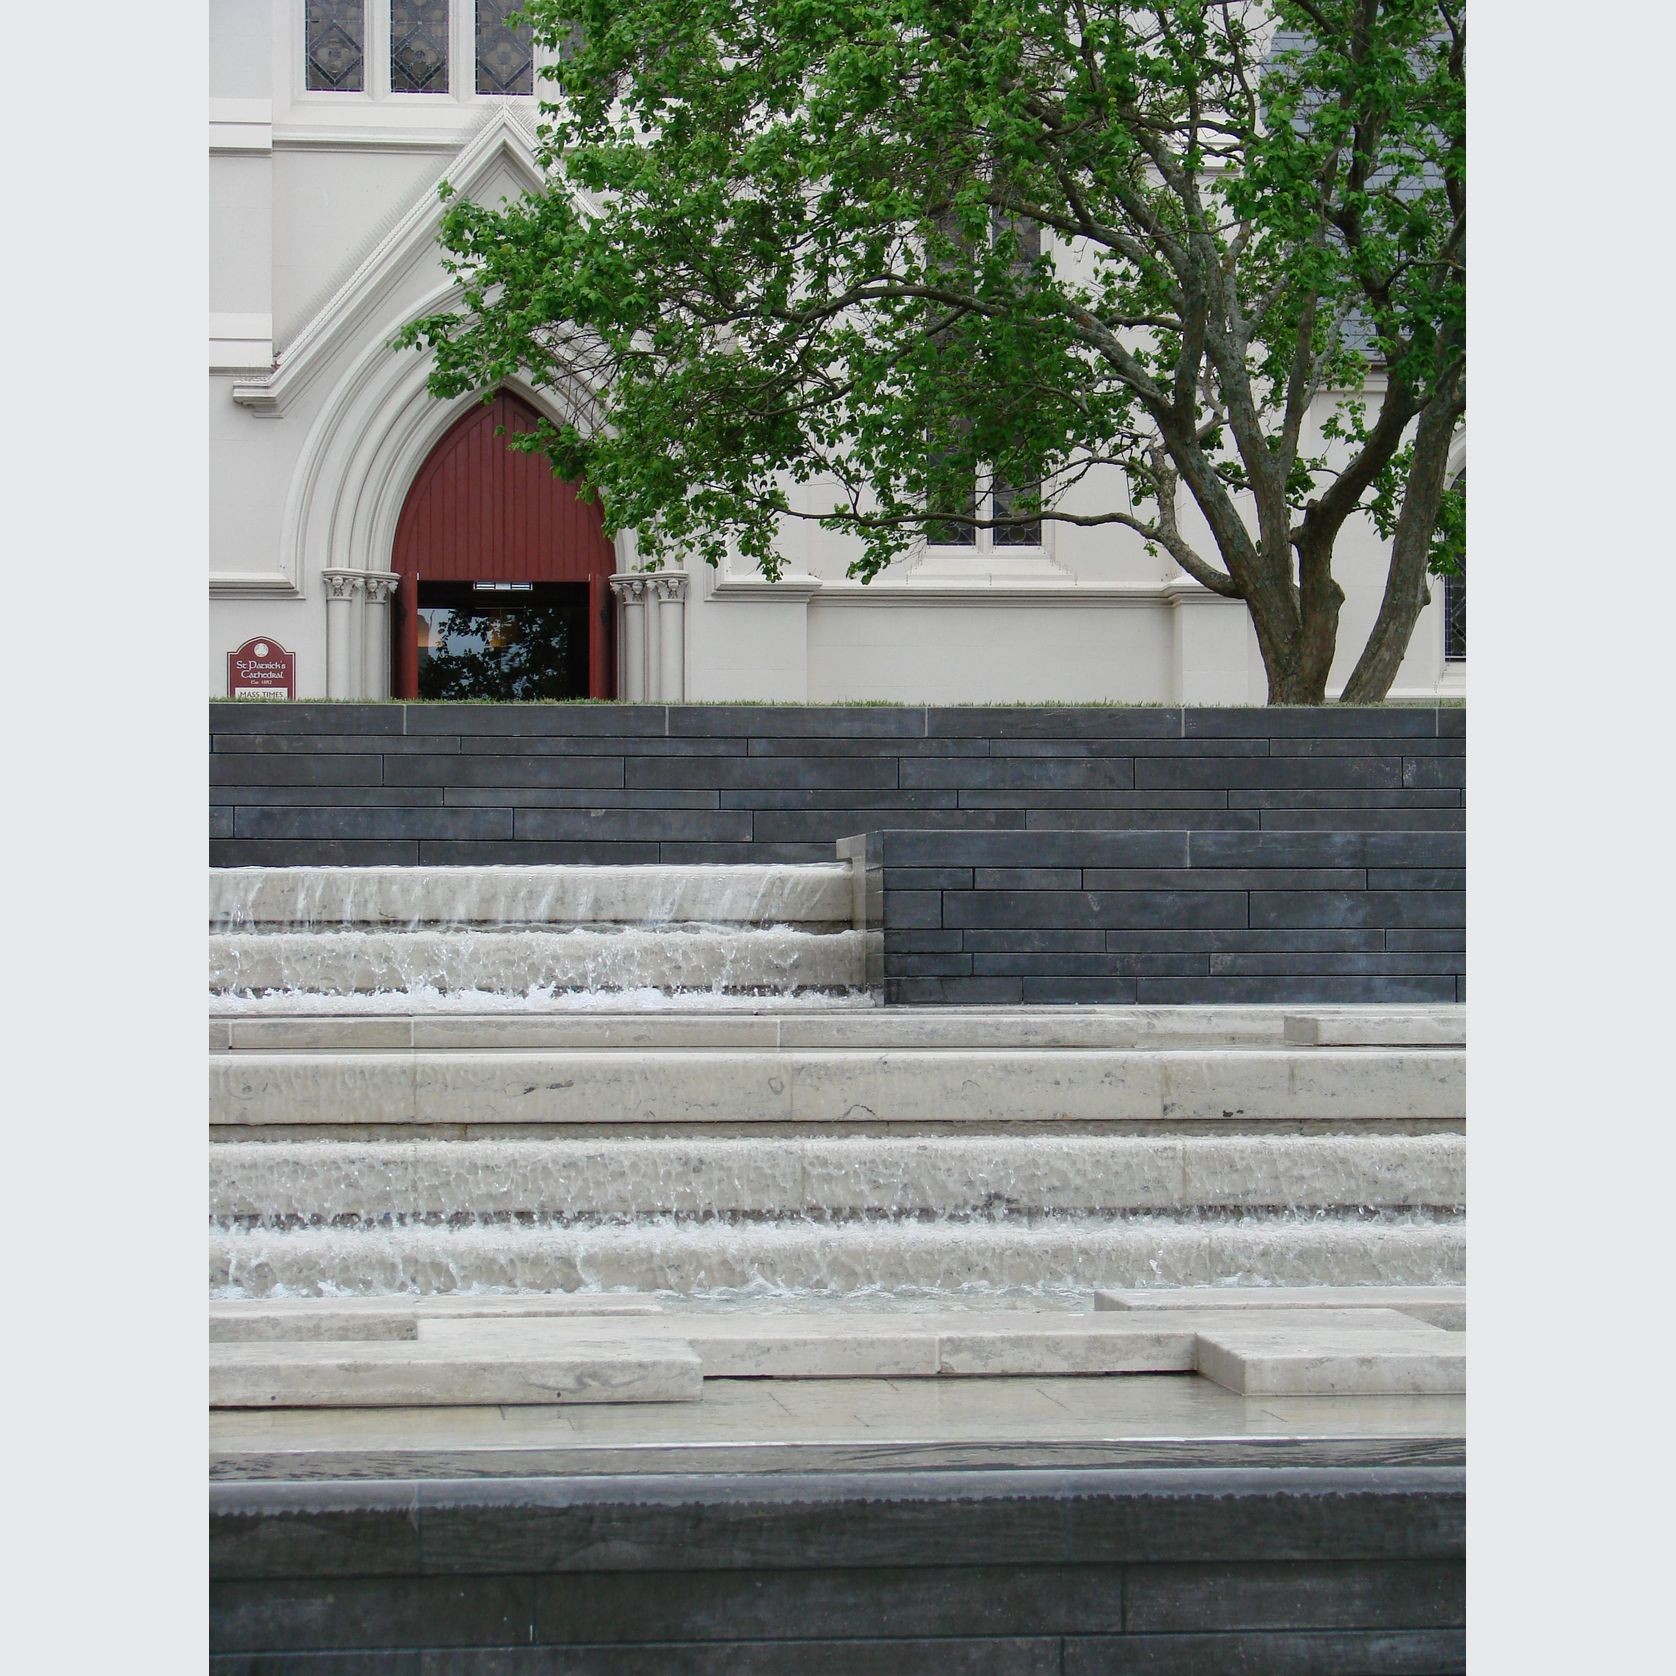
[[1027, 809, 1263, 830], [973, 868, 1084, 890], [927, 706, 1184, 738], [1251, 892, 1464, 931], [1063, 1628, 1464, 1675], [1183, 707, 1439, 738], [881, 890, 944, 928], [210, 1576, 531, 1654], [234, 808, 513, 841], [1194, 1327, 1467, 1396], [385, 756, 626, 789], [903, 758, 1139, 790], [882, 868, 974, 890], [418, 841, 663, 865], [513, 809, 752, 843], [212, 754, 386, 787], [230, 786, 447, 807], [1082, 869, 1366, 892], [1137, 976, 1458, 1005], [403, 705, 520, 735], [944, 891, 1249, 931], [1123, 1557, 1466, 1631], [1260, 808, 1465, 831], [211, 840, 421, 867], [1403, 756, 1468, 788], [512, 704, 670, 736], [1137, 757, 1404, 790], [209, 703, 405, 735], [669, 705, 930, 737], [212, 732, 462, 756]]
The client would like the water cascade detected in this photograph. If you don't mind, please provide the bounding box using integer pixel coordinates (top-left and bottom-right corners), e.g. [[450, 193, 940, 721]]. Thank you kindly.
[[209, 864, 1466, 1303]]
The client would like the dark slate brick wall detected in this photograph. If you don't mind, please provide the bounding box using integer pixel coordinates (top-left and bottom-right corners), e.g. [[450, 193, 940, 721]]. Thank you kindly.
[[210, 1468, 1465, 1672], [209, 703, 1464, 867], [855, 830, 1465, 1005]]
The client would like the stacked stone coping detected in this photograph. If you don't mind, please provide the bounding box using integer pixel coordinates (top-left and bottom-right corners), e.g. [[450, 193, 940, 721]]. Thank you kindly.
[[845, 828, 1465, 1006], [209, 701, 1464, 868]]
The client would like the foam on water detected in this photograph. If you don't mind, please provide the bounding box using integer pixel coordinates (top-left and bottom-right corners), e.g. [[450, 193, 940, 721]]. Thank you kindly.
[[211, 983, 879, 1014]]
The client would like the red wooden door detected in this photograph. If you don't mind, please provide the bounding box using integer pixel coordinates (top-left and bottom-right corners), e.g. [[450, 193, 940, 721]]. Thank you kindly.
[[390, 391, 616, 697]]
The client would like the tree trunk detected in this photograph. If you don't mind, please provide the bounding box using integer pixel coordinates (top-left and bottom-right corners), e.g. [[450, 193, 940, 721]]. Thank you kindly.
[[1339, 390, 1464, 703]]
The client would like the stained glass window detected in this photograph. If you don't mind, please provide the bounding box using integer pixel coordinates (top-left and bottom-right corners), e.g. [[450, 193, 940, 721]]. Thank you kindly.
[[391, 0, 450, 93], [306, 2, 365, 92], [476, 1, 535, 95], [992, 477, 1043, 546], [1444, 559, 1466, 661]]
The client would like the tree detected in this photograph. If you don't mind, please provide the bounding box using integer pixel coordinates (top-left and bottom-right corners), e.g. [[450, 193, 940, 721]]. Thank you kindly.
[[401, 1, 1464, 703]]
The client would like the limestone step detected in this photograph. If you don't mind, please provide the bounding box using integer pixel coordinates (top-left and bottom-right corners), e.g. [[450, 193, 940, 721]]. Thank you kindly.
[[208, 1292, 665, 1343], [211, 1215, 1464, 1297], [1095, 1284, 1466, 1330], [210, 1333, 703, 1407], [209, 926, 867, 997], [206, 1306, 1463, 1401], [209, 1134, 1466, 1222], [208, 1045, 1464, 1128], [209, 1004, 1464, 1052], [210, 863, 855, 931]]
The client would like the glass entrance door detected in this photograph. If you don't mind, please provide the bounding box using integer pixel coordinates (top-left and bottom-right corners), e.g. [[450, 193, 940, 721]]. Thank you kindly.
[[415, 581, 590, 700]]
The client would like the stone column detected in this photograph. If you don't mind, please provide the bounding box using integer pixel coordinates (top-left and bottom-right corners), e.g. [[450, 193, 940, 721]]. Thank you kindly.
[[361, 572, 399, 700], [654, 572, 689, 702], [322, 570, 362, 699], [610, 574, 648, 700], [644, 573, 664, 700]]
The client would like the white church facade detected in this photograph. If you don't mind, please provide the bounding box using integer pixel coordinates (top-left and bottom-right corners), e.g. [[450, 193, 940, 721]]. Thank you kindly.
[[209, 1, 1466, 705]]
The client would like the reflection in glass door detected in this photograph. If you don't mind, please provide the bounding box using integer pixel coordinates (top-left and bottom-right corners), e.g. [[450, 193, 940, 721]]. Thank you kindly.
[[415, 581, 590, 700]]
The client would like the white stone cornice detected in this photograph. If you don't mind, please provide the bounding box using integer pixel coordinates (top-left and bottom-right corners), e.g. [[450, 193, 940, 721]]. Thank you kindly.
[[209, 571, 303, 600], [231, 109, 582, 417]]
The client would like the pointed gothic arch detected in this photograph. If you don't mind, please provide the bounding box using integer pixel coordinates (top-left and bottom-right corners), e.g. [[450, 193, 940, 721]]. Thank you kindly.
[[389, 389, 618, 697]]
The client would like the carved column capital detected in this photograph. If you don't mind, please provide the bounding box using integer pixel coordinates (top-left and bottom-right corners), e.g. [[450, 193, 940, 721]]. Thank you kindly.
[[609, 573, 649, 604], [362, 572, 399, 606], [321, 569, 363, 602], [652, 572, 689, 603]]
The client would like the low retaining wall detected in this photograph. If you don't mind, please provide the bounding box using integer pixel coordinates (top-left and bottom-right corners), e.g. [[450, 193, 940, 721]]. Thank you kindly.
[[210, 1467, 1466, 1672], [847, 829, 1465, 1005], [209, 702, 1464, 867]]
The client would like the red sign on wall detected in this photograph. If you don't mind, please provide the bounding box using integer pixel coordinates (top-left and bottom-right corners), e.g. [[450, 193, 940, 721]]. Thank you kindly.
[[227, 637, 296, 700]]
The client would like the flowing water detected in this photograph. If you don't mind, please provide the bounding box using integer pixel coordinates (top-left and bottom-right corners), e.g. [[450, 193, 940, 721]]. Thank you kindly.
[[208, 864, 1465, 1301]]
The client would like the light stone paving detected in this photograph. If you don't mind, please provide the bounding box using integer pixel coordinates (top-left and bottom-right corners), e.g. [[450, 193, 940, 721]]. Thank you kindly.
[[208, 1045, 1465, 1127], [1095, 1284, 1466, 1330], [209, 1371, 1466, 1480], [210, 1005, 1465, 1053], [210, 1332, 703, 1407], [208, 1303, 1462, 1405]]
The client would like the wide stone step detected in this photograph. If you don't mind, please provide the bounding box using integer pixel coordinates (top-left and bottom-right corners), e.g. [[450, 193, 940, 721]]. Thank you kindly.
[[207, 1306, 1464, 1402], [209, 926, 867, 997], [211, 1215, 1465, 1296], [209, 1003, 1465, 1052], [209, 1134, 1465, 1221], [210, 863, 855, 930], [210, 1332, 703, 1407], [208, 1046, 1465, 1128]]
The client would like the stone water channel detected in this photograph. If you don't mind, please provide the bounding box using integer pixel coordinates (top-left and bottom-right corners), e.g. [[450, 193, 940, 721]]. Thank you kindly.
[[209, 862, 1466, 1304]]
